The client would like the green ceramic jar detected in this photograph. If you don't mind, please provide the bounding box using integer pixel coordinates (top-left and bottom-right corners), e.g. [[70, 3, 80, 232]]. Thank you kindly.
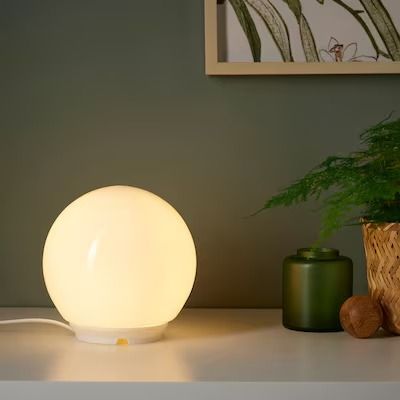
[[282, 248, 353, 332]]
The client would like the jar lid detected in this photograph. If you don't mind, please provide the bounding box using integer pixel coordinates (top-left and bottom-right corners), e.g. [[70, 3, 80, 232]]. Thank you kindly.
[[297, 248, 339, 260]]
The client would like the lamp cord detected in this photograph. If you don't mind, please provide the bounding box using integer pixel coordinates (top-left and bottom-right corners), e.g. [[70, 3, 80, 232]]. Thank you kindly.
[[0, 318, 73, 332]]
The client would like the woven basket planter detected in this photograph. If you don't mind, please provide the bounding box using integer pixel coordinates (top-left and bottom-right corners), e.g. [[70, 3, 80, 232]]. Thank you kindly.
[[362, 222, 400, 334]]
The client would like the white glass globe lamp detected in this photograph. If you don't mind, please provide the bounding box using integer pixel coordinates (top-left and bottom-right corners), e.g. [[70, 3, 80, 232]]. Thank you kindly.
[[43, 186, 196, 345]]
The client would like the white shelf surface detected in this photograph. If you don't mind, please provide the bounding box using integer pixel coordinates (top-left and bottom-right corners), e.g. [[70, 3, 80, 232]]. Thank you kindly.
[[0, 308, 399, 399]]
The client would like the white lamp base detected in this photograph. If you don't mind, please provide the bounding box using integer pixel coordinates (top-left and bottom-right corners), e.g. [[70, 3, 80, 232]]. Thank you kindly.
[[70, 323, 168, 345]]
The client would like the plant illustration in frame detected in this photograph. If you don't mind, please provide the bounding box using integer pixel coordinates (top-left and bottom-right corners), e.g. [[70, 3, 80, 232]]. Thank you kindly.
[[207, 0, 400, 74]]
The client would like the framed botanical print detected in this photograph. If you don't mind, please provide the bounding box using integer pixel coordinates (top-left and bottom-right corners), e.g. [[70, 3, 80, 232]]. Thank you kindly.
[[205, 0, 400, 75]]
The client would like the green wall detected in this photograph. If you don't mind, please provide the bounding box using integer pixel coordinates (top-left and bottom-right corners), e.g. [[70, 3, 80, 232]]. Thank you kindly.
[[1, 0, 399, 307]]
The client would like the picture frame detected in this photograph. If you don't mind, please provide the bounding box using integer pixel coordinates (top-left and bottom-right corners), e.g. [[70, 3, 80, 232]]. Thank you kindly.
[[204, 0, 400, 75]]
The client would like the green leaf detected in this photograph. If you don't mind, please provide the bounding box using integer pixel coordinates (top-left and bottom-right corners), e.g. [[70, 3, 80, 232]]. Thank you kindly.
[[282, 0, 302, 19], [282, 0, 319, 62], [246, 0, 293, 61], [228, 0, 262, 62], [359, 0, 400, 60], [298, 15, 319, 61]]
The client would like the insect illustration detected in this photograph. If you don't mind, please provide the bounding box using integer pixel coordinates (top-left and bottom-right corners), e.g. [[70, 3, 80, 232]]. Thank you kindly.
[[319, 37, 377, 62], [329, 42, 344, 62]]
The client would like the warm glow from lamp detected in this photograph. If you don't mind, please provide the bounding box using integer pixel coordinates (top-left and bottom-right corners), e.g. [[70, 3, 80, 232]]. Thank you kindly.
[[43, 186, 196, 344]]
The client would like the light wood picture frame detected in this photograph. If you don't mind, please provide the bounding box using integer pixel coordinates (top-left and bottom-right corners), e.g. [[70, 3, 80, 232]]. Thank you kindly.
[[205, 0, 400, 75]]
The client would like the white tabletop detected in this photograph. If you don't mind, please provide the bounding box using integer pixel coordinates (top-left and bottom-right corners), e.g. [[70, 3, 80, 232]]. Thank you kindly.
[[0, 308, 399, 399]]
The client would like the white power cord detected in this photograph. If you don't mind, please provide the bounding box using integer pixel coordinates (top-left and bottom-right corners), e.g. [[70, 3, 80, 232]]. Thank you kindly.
[[0, 318, 73, 332]]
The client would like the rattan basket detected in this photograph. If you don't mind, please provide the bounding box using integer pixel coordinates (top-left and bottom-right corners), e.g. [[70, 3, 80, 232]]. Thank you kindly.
[[362, 222, 400, 334]]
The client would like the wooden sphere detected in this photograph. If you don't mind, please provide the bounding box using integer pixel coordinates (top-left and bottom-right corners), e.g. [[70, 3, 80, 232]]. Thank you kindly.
[[340, 295, 383, 338]]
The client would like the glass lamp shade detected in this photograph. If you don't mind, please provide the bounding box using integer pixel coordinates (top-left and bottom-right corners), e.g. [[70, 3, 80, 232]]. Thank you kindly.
[[43, 186, 196, 344]]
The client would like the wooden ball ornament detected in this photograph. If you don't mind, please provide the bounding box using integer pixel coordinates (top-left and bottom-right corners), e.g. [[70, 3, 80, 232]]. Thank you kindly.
[[340, 295, 383, 338]]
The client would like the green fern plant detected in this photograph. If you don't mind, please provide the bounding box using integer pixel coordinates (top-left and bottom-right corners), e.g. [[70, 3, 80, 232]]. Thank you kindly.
[[259, 116, 400, 242]]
